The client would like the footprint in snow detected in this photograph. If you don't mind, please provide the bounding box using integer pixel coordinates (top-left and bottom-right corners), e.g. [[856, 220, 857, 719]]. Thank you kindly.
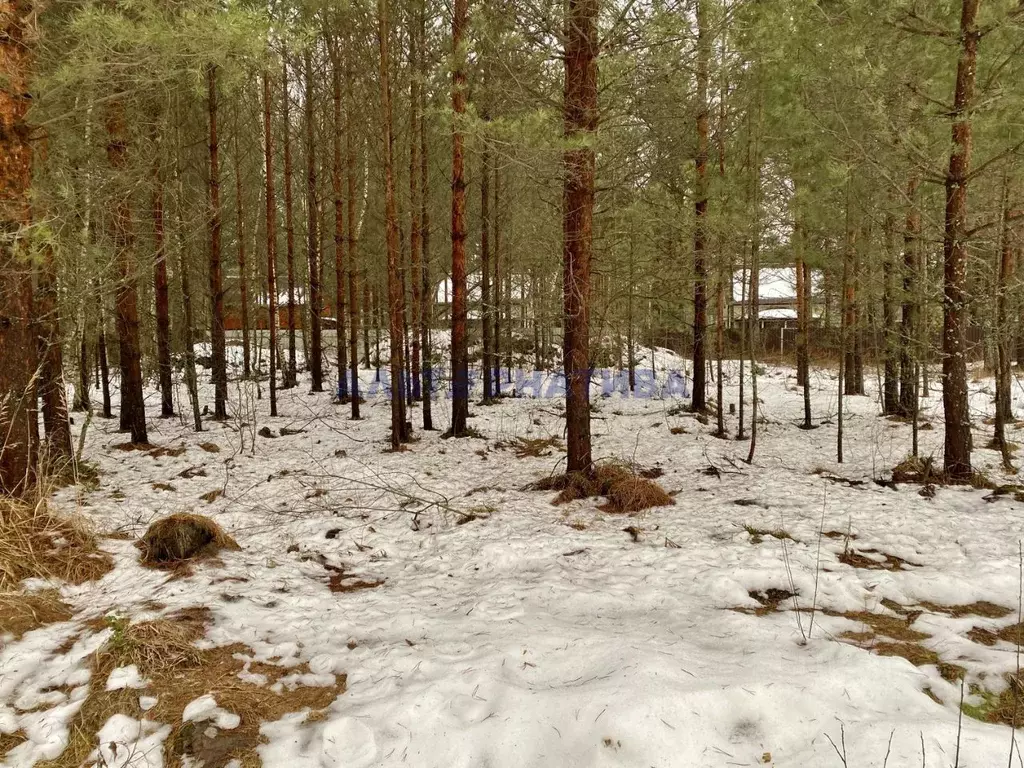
[[320, 717, 377, 767]]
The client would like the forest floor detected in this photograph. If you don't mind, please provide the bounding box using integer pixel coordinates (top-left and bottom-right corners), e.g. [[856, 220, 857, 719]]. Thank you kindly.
[[3, 346, 1024, 768]]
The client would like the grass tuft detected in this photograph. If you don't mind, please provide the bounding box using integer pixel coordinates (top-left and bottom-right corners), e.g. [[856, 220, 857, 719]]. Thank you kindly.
[[0, 496, 113, 590], [138, 513, 239, 569]]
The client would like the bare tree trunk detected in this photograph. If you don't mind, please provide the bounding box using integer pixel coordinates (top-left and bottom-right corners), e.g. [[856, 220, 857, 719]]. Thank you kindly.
[[173, 121, 202, 432], [37, 236, 72, 467], [562, 0, 598, 473], [481, 133, 493, 402], [0, 0, 39, 493], [994, 168, 1015, 467], [107, 102, 147, 444], [379, 0, 410, 447], [97, 301, 112, 419], [899, 176, 920, 417], [420, 1, 434, 429], [283, 53, 298, 388], [305, 50, 324, 393], [262, 71, 279, 418], [493, 161, 503, 390], [345, 39, 361, 419], [449, 0, 470, 436], [207, 64, 228, 420], [152, 144, 174, 418], [842, 180, 857, 398], [941, 0, 980, 481], [691, 0, 709, 414], [796, 217, 813, 429], [882, 210, 900, 414], [409, 15, 423, 403], [330, 49, 349, 403], [75, 330, 90, 412], [233, 107, 251, 379]]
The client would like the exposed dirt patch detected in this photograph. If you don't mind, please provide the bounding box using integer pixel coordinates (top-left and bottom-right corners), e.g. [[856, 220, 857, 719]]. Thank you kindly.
[[152, 482, 176, 492], [837, 549, 920, 571], [200, 489, 224, 504], [741, 588, 799, 616], [198, 442, 222, 454], [743, 525, 794, 544], [41, 608, 346, 768], [148, 445, 187, 459], [920, 600, 1013, 619], [834, 610, 929, 643], [325, 564, 385, 594]]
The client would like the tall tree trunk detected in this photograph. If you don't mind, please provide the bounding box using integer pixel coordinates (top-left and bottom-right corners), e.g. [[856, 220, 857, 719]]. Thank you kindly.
[[207, 64, 228, 420], [409, 14, 423, 403], [449, 0, 470, 436], [75, 331, 90, 412], [331, 48, 349, 403], [843, 181, 857, 397], [305, 51, 324, 393], [882, 210, 900, 415], [345, 40, 361, 419], [795, 218, 813, 429], [174, 122, 202, 432], [107, 102, 147, 444], [233, 107, 251, 379], [899, 175, 920, 416], [994, 168, 1015, 465], [283, 53, 298, 388], [263, 71, 279, 418], [35, 139, 72, 467], [495, 162, 507, 386], [941, 0, 980, 481], [691, 0, 709, 414], [420, 0, 434, 430], [153, 145, 174, 418], [379, 0, 410, 447], [481, 133, 493, 401], [0, 0, 39, 493], [97, 300, 112, 419], [562, 0, 598, 473]]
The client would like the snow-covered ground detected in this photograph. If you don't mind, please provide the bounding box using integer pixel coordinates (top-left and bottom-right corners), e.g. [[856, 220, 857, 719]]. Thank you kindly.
[[3, 342, 1024, 768]]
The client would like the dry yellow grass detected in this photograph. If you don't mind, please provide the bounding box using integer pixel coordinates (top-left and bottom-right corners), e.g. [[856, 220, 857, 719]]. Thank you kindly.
[[138, 513, 239, 568], [534, 463, 673, 513], [0, 496, 113, 590], [0, 589, 73, 640]]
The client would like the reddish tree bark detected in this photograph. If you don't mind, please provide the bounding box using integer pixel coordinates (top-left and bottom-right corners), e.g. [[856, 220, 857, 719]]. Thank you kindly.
[[409, 13, 422, 403], [691, 0, 709, 414], [562, 0, 598, 473], [481, 134, 493, 401], [449, 0, 470, 436], [207, 64, 228, 420], [0, 0, 38, 493], [283, 53, 298, 388], [106, 103, 147, 445], [153, 144, 174, 417], [262, 71, 279, 418], [420, 0, 433, 430], [345, 38, 361, 419], [331, 48, 349, 403], [378, 0, 410, 447], [942, 0, 981, 481], [305, 50, 323, 393], [233, 107, 251, 379], [899, 176, 920, 417]]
